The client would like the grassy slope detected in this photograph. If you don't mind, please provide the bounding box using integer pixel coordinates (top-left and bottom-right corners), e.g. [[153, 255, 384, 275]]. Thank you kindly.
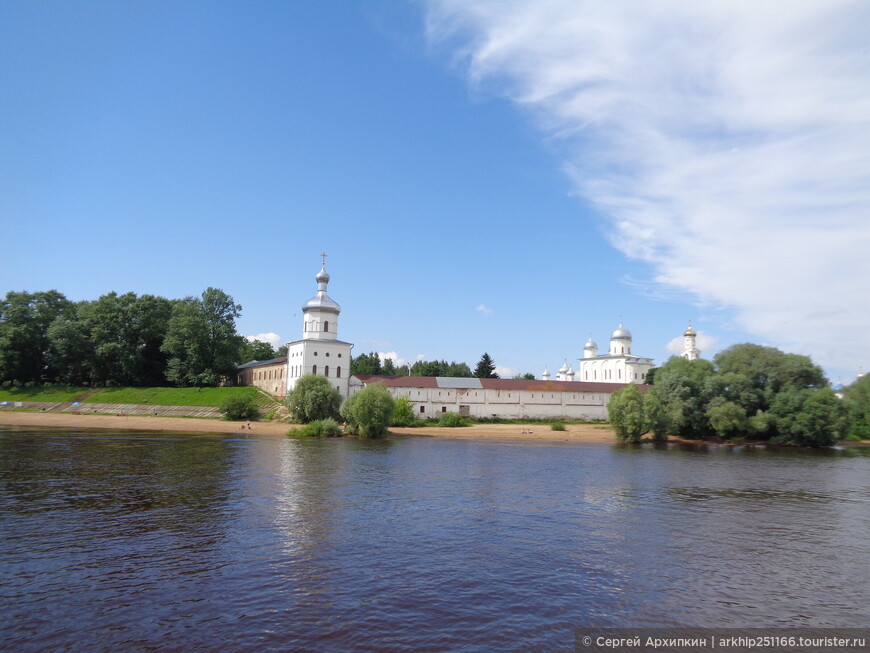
[[0, 386, 89, 402], [84, 386, 273, 407]]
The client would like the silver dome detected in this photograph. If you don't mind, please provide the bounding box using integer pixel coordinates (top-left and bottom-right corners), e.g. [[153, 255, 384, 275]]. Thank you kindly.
[[611, 322, 632, 340]]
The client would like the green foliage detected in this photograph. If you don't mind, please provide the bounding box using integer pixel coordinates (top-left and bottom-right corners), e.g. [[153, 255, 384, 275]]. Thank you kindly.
[[843, 374, 870, 440], [550, 421, 566, 431], [294, 418, 343, 437], [350, 351, 382, 376], [706, 401, 749, 439], [285, 375, 342, 423], [643, 388, 671, 442], [473, 352, 499, 378], [219, 393, 260, 420], [239, 339, 277, 364], [770, 388, 845, 447], [340, 383, 395, 438], [162, 288, 243, 387], [607, 383, 648, 442], [391, 395, 418, 426], [651, 357, 716, 438], [438, 412, 470, 427]]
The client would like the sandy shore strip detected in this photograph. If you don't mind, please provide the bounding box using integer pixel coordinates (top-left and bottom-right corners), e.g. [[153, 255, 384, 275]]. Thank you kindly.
[[0, 411, 618, 442]]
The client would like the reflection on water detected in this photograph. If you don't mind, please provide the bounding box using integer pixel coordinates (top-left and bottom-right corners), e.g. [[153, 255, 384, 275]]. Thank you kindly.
[[1, 426, 868, 651]]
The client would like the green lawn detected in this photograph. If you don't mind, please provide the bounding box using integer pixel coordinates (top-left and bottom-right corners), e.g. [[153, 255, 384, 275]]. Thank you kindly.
[[83, 386, 273, 408], [0, 386, 89, 402]]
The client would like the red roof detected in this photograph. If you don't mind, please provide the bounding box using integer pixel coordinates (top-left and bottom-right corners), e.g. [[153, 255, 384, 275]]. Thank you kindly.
[[354, 375, 645, 393]]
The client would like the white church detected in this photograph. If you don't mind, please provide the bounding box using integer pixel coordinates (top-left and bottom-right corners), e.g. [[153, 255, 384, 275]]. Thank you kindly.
[[237, 259, 702, 421]]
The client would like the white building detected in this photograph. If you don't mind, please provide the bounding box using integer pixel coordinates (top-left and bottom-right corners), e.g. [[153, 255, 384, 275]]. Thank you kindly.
[[575, 322, 654, 383], [284, 261, 352, 398], [680, 323, 701, 360]]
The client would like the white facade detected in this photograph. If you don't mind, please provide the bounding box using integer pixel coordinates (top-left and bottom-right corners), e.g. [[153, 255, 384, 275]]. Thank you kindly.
[[352, 376, 625, 421], [576, 323, 654, 384], [285, 263, 352, 398], [680, 323, 701, 360]]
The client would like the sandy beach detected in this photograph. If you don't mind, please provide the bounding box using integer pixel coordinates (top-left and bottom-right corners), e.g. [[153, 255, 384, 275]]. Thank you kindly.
[[0, 411, 617, 442]]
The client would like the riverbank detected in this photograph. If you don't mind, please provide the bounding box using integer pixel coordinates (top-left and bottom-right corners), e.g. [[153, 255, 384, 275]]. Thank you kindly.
[[0, 411, 617, 442]]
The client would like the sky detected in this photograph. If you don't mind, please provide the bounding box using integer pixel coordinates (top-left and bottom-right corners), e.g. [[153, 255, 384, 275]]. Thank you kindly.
[[1, 0, 867, 384]]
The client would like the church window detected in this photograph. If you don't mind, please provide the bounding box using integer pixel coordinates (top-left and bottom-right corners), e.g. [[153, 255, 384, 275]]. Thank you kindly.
[[618, 369, 622, 379], [420, 406, 425, 413], [338, 353, 342, 358], [325, 366, 329, 377], [337, 367, 341, 378], [442, 407, 447, 413], [324, 321, 329, 332], [326, 352, 330, 357], [312, 365, 317, 375], [314, 351, 318, 356]]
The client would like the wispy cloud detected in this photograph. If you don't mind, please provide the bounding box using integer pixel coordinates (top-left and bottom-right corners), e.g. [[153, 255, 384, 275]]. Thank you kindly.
[[246, 332, 281, 348], [427, 0, 870, 377], [475, 304, 494, 316]]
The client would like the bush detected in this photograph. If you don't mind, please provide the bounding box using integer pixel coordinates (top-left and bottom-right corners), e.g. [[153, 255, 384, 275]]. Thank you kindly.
[[438, 412, 470, 427], [550, 421, 566, 431], [340, 383, 395, 438], [219, 394, 260, 421], [285, 375, 342, 423], [607, 383, 647, 442], [294, 418, 343, 437], [391, 395, 418, 427]]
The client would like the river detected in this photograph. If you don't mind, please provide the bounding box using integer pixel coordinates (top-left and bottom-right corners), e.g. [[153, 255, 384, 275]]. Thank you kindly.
[[1, 425, 868, 651]]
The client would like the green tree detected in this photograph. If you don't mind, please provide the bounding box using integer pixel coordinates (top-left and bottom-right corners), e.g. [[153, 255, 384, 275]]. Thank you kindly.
[[607, 383, 648, 442], [643, 389, 671, 442], [285, 374, 342, 423], [706, 401, 749, 440], [0, 290, 73, 384], [240, 339, 276, 364], [219, 394, 260, 420], [350, 351, 382, 375], [46, 302, 92, 385], [474, 352, 499, 378], [161, 288, 242, 386], [842, 374, 870, 440], [650, 357, 716, 438], [770, 388, 845, 447], [341, 382, 395, 438], [382, 357, 397, 375], [391, 395, 417, 426]]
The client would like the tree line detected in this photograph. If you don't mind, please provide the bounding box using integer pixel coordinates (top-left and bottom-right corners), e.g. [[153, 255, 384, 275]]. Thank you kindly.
[[350, 351, 535, 379], [608, 343, 867, 447], [0, 289, 277, 388]]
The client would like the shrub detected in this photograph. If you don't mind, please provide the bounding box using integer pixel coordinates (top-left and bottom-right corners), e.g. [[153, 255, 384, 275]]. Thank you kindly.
[[550, 421, 566, 431], [340, 383, 395, 438], [607, 383, 647, 443], [294, 418, 343, 438], [285, 375, 342, 423], [219, 394, 260, 421], [391, 395, 418, 427], [438, 412, 469, 427]]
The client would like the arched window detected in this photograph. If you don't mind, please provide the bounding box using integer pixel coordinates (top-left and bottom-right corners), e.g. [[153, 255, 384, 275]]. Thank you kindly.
[[325, 365, 330, 377], [324, 321, 329, 332], [337, 366, 341, 378], [312, 364, 317, 375]]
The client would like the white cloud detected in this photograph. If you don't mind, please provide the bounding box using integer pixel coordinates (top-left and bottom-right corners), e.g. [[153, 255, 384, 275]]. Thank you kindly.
[[495, 365, 517, 378], [427, 0, 870, 378], [246, 332, 281, 348], [475, 304, 494, 316], [666, 331, 717, 356], [378, 351, 408, 367]]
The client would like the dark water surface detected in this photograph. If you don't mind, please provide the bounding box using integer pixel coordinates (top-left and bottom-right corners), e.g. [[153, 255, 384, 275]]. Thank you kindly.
[[1, 426, 868, 651]]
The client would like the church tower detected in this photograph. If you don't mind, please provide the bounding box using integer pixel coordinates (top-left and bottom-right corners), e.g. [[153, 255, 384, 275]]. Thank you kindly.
[[681, 323, 701, 360], [285, 255, 353, 398]]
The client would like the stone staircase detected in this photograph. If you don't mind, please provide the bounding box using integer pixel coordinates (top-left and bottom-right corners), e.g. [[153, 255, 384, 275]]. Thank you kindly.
[[0, 401, 221, 418]]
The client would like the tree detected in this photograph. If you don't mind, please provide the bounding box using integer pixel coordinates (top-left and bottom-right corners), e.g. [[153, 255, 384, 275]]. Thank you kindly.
[[240, 339, 276, 364], [382, 357, 397, 376], [770, 388, 845, 447], [0, 290, 73, 384], [285, 374, 342, 423], [474, 352, 499, 378], [350, 351, 382, 375], [219, 394, 260, 421], [843, 374, 870, 440], [391, 395, 417, 426], [607, 383, 648, 442], [706, 401, 749, 440], [650, 357, 716, 438], [340, 382, 395, 438], [161, 288, 243, 386], [643, 389, 671, 442]]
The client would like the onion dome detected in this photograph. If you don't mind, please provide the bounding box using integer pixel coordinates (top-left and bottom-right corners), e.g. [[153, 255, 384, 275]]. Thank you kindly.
[[558, 361, 570, 374], [584, 337, 598, 350], [566, 367, 575, 379], [303, 265, 341, 313], [684, 322, 697, 337], [542, 368, 551, 380], [611, 322, 632, 340]]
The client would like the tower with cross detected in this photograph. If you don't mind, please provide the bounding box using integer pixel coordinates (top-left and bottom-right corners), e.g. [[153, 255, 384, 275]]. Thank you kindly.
[[284, 254, 353, 398]]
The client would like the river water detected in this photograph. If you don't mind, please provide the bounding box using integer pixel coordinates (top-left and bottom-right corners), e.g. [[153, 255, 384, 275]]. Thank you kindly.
[[1, 425, 868, 651]]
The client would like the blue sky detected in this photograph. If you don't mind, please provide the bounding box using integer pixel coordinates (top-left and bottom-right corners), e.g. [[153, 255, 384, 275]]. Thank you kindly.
[[2, 1, 867, 383]]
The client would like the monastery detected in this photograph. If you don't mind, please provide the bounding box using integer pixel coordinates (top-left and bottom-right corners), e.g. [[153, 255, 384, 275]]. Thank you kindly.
[[237, 260, 702, 421]]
